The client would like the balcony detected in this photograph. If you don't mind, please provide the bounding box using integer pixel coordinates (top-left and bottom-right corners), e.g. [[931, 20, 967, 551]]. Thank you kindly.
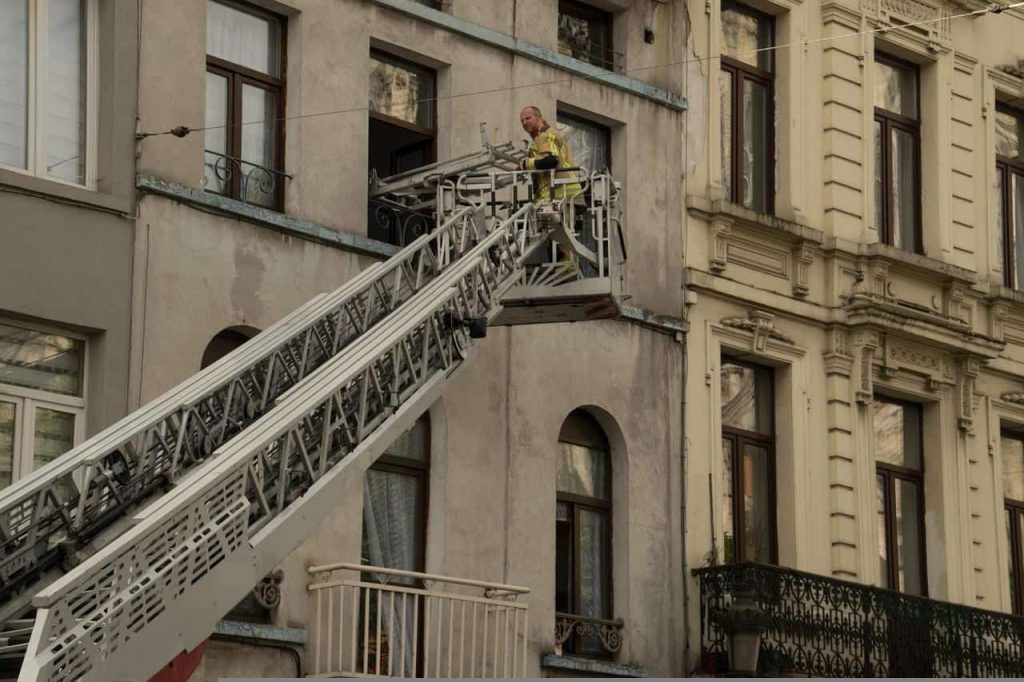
[[694, 563, 1024, 677], [307, 563, 530, 677]]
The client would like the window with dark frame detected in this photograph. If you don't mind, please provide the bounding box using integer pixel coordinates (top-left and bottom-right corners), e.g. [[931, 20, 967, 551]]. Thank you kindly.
[[555, 410, 612, 658], [874, 54, 921, 253], [557, 112, 611, 175], [1002, 431, 1024, 615], [997, 105, 1024, 291], [204, 0, 286, 210], [874, 398, 926, 596], [720, 359, 776, 564], [558, 0, 616, 71], [720, 1, 774, 214]]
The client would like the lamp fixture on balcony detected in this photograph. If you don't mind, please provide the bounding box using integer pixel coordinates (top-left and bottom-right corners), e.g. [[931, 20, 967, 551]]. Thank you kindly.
[[718, 583, 767, 676]]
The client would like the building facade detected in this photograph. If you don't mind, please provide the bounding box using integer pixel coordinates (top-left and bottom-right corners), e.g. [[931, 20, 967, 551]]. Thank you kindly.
[[684, 0, 1024, 674]]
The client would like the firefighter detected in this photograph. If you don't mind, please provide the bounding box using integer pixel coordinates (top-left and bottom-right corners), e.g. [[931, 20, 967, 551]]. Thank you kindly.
[[518, 106, 583, 203]]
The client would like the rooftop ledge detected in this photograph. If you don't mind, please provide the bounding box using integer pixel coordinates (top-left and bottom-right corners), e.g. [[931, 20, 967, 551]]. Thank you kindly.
[[372, 0, 688, 112]]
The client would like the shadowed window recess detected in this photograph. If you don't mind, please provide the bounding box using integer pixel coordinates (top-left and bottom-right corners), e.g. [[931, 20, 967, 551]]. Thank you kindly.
[[557, 0, 618, 71], [997, 105, 1024, 291], [874, 54, 921, 253], [1002, 430, 1024, 615]]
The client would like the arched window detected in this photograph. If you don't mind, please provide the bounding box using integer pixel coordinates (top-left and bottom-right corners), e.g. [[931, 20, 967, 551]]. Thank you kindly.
[[200, 325, 260, 369], [555, 409, 612, 657]]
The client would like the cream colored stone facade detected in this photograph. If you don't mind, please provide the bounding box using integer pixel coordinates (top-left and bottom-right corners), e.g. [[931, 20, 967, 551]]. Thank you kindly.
[[684, 0, 1024, 668]]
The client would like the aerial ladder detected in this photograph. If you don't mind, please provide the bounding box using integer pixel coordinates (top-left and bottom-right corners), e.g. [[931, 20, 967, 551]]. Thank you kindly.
[[0, 137, 625, 682]]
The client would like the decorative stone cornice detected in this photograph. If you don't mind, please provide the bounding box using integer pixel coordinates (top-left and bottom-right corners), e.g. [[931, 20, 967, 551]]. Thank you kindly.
[[1001, 392, 1024, 405], [720, 310, 795, 352]]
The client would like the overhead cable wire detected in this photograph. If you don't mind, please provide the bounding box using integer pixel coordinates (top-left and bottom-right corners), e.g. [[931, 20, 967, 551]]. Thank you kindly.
[[137, 1, 1024, 140]]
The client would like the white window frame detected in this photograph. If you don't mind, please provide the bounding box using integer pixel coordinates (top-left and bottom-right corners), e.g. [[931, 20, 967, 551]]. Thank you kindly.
[[1, 0, 99, 188], [0, 321, 87, 485]]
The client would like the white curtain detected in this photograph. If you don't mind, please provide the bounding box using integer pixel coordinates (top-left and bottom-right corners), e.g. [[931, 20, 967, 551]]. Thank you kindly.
[[0, 1, 29, 169]]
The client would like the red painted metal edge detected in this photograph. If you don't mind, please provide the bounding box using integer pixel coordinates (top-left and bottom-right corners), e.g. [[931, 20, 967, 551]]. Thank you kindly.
[[149, 638, 210, 682]]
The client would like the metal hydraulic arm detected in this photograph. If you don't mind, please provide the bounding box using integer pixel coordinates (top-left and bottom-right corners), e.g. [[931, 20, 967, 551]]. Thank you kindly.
[[19, 199, 557, 682]]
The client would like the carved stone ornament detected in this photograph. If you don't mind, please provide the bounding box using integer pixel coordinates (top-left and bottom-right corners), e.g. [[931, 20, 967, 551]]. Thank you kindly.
[[955, 357, 981, 432], [710, 216, 732, 273], [554, 613, 624, 655], [720, 310, 794, 353], [792, 242, 816, 298], [253, 568, 284, 609], [850, 330, 882, 404], [1001, 392, 1024, 405]]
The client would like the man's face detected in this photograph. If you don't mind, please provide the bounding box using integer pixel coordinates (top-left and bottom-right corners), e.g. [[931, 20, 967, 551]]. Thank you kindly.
[[520, 108, 540, 136]]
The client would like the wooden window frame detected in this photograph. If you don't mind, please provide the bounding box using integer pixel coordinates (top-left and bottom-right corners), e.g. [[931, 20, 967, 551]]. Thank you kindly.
[[205, 0, 287, 211], [720, 2, 775, 215], [368, 49, 438, 172], [1002, 430, 1024, 615], [557, 0, 616, 71], [556, 424, 613, 657], [874, 53, 922, 253], [720, 357, 777, 564], [997, 105, 1024, 290], [557, 111, 612, 173], [874, 397, 928, 596]]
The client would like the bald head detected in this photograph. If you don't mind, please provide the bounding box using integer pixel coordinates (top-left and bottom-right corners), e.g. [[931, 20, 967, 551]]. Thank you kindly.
[[520, 106, 544, 137]]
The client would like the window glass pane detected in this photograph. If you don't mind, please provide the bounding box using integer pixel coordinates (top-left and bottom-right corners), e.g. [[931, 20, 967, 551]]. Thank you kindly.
[[721, 69, 733, 197], [721, 362, 772, 434], [1017, 512, 1024, 613], [555, 500, 573, 613], [384, 417, 429, 463], [741, 442, 772, 563], [895, 478, 924, 595], [874, 58, 917, 119], [721, 2, 772, 71], [557, 443, 608, 501], [877, 474, 889, 589], [874, 401, 922, 470], [557, 116, 609, 174], [0, 401, 14, 490], [32, 407, 74, 471], [1003, 436, 1024, 502], [1014, 173, 1024, 292], [207, 0, 280, 76], [0, 1, 28, 169], [996, 107, 1021, 160], [722, 438, 735, 563], [891, 127, 917, 250], [204, 71, 229, 195], [558, 4, 611, 69], [1007, 510, 1018, 613], [369, 54, 434, 130], [0, 323, 84, 396], [362, 469, 421, 584], [742, 77, 770, 212], [875, 119, 884, 231], [240, 83, 277, 207], [577, 508, 608, 632], [46, 0, 85, 184]]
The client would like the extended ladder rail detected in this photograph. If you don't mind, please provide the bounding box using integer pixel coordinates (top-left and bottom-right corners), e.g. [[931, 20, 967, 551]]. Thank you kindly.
[[19, 204, 541, 682], [0, 201, 490, 604]]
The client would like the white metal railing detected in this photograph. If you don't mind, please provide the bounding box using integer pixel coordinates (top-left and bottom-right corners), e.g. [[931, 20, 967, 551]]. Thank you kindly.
[[308, 563, 530, 678]]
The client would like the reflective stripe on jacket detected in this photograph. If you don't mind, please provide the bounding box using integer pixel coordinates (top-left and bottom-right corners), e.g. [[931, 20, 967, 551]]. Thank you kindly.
[[524, 126, 583, 202]]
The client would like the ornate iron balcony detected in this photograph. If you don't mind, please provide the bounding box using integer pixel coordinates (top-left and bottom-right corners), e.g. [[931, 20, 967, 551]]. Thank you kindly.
[[367, 197, 434, 247], [555, 612, 624, 659], [203, 150, 291, 210], [694, 562, 1024, 677]]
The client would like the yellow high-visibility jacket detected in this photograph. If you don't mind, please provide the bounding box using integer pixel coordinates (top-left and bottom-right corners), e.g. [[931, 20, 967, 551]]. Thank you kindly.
[[524, 126, 583, 202]]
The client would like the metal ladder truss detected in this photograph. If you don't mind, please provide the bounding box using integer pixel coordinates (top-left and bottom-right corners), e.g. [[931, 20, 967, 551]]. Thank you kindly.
[[0, 197, 497, 613], [19, 202, 547, 682]]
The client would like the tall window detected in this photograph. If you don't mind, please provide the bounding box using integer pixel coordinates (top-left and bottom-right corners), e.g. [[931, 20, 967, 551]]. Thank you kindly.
[[205, 0, 285, 209], [557, 113, 611, 175], [874, 398, 926, 595], [0, 0, 97, 186], [0, 322, 85, 490], [874, 54, 920, 252], [556, 410, 612, 656], [997, 105, 1024, 290], [720, 359, 776, 563], [557, 1, 616, 71], [1003, 432, 1024, 615], [720, 2, 773, 214]]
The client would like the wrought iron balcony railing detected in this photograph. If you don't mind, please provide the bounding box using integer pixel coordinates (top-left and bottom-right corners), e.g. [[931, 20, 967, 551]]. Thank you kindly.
[[367, 197, 434, 248], [694, 562, 1024, 677], [554, 612, 624, 659], [203, 150, 291, 210]]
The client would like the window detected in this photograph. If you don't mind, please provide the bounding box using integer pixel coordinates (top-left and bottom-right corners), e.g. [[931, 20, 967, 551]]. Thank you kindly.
[[720, 2, 774, 214], [0, 322, 85, 490], [997, 105, 1024, 290], [720, 359, 775, 563], [1002, 431, 1024, 614], [558, 1, 616, 71], [205, 0, 286, 210], [557, 113, 611, 175], [0, 0, 97, 186], [874, 54, 921, 252], [874, 398, 926, 596], [556, 410, 612, 657]]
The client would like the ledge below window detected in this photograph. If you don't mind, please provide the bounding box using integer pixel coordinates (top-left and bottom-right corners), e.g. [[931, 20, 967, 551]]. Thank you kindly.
[[213, 620, 307, 646], [542, 653, 646, 677]]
